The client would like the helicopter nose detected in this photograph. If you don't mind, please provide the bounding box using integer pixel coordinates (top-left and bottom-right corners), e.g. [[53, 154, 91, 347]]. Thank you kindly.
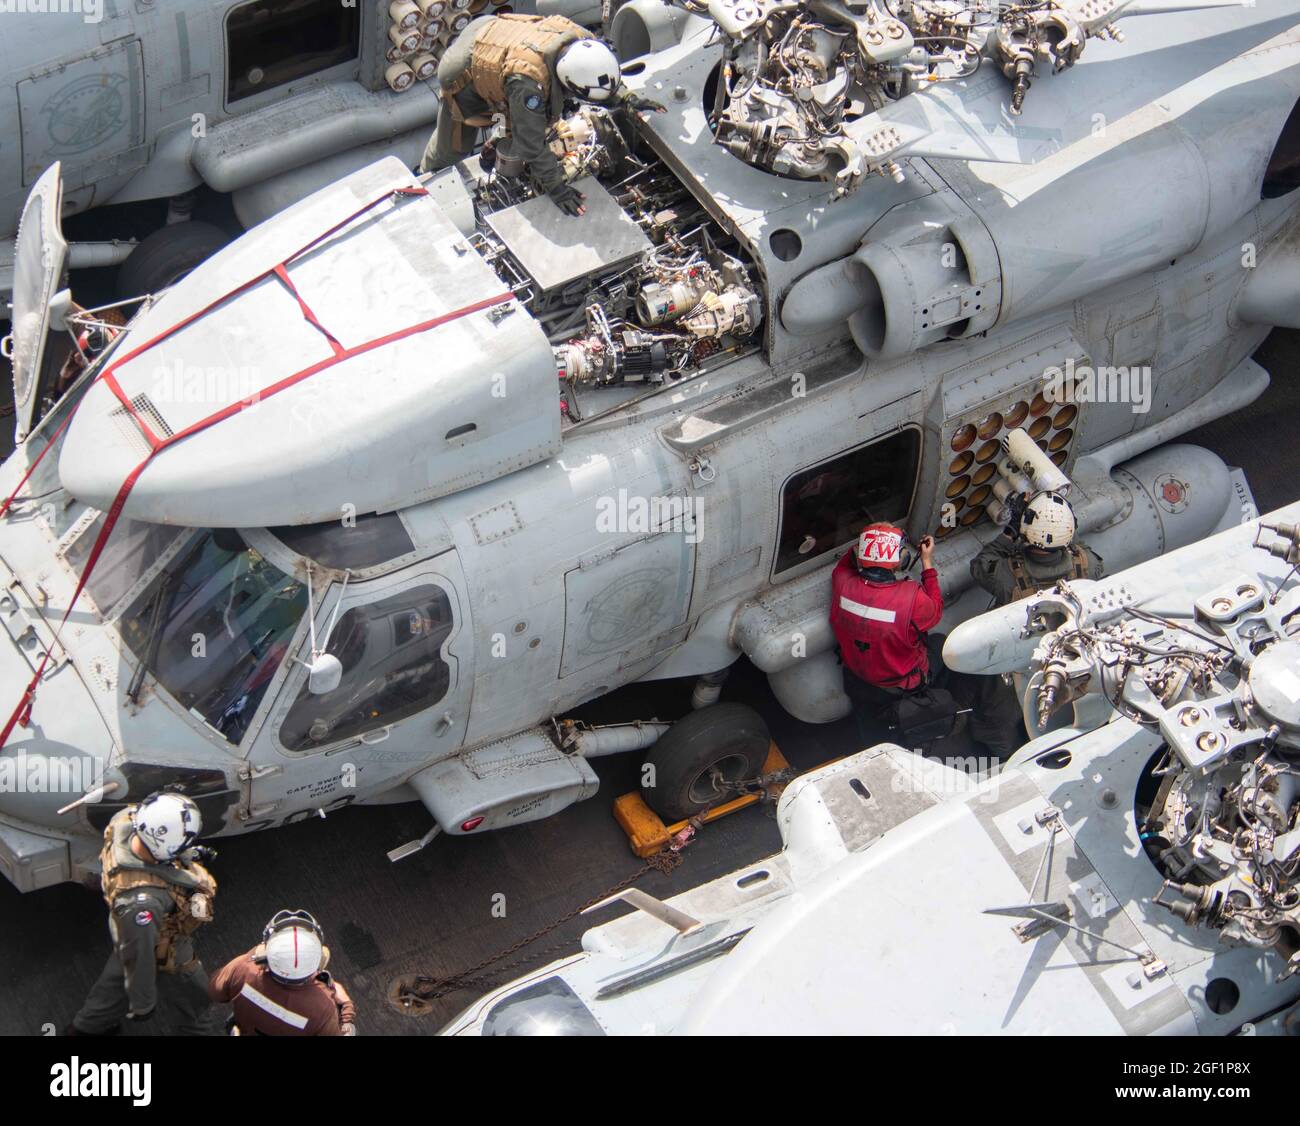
[[0, 634, 118, 845], [0, 742, 110, 832], [0, 740, 112, 890]]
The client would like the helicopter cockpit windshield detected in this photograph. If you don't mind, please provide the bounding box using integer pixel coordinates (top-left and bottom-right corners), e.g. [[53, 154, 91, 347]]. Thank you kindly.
[[116, 530, 308, 745]]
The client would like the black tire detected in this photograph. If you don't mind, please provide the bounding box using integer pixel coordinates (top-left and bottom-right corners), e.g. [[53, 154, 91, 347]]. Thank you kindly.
[[640, 702, 771, 822], [117, 221, 229, 297]]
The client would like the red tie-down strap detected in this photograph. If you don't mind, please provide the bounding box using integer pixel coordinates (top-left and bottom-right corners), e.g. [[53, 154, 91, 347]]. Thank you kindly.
[[0, 184, 515, 747]]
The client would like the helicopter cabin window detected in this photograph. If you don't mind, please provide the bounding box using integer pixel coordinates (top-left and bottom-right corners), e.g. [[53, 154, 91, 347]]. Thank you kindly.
[[117, 531, 308, 745], [279, 585, 454, 752], [226, 0, 361, 104], [775, 429, 921, 576]]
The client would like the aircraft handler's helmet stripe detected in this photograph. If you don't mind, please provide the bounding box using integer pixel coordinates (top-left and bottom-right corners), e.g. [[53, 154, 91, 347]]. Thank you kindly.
[[130, 792, 202, 861], [1020, 490, 1077, 548], [857, 523, 905, 569], [263, 909, 325, 983], [556, 39, 621, 102]]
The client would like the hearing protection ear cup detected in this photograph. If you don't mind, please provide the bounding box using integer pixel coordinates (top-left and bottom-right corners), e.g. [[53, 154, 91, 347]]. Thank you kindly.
[[251, 943, 268, 965], [319, 945, 331, 972]]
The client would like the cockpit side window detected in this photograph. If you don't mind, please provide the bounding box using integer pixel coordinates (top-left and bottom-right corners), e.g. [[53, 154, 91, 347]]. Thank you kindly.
[[278, 585, 454, 752], [117, 531, 308, 745], [226, 0, 361, 104], [268, 513, 415, 571], [774, 428, 921, 576], [1264, 97, 1300, 199]]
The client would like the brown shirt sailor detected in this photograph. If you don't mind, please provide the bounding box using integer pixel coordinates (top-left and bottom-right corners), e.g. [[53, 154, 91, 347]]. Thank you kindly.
[[209, 951, 356, 1036]]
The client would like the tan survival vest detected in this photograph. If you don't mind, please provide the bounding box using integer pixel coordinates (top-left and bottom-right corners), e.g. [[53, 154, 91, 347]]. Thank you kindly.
[[446, 14, 591, 109], [99, 808, 217, 973], [1007, 544, 1091, 601]]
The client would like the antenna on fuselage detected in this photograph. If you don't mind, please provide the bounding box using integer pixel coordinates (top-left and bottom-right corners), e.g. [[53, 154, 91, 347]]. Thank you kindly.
[[297, 562, 352, 695]]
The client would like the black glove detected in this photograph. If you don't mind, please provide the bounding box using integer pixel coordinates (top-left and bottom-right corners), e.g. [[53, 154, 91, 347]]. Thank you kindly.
[[1004, 492, 1028, 536], [549, 182, 586, 217], [626, 94, 667, 114]]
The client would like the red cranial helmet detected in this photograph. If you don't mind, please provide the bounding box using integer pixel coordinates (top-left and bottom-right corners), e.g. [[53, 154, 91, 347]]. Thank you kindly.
[[856, 523, 905, 570]]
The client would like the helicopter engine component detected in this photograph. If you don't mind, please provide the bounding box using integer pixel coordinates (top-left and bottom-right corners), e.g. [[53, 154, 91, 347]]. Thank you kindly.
[[1154, 750, 1300, 965], [781, 69, 1292, 361], [679, 285, 761, 339], [549, 107, 629, 181], [610, 0, 699, 59], [557, 316, 672, 385], [780, 192, 1000, 357], [693, 0, 1149, 193], [635, 269, 720, 326], [979, 520, 1300, 968]]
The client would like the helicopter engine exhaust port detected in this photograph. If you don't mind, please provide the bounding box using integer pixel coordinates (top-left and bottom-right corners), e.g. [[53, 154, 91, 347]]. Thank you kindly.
[[781, 209, 998, 360], [639, 703, 772, 822], [609, 0, 697, 62]]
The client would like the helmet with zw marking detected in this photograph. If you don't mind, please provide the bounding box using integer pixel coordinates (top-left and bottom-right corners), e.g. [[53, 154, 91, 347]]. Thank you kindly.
[[856, 523, 905, 570]]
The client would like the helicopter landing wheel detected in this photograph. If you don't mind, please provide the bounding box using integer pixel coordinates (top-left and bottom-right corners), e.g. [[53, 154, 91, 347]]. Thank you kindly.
[[117, 221, 229, 297], [639, 702, 771, 823]]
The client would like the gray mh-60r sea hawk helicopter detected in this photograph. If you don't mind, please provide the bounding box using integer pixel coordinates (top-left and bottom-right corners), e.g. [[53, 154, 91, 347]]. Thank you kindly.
[[443, 505, 1300, 1036], [0, 0, 1297, 892]]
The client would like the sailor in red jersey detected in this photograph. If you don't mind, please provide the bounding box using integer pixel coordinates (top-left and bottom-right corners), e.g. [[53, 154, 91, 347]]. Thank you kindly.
[[829, 523, 944, 738]]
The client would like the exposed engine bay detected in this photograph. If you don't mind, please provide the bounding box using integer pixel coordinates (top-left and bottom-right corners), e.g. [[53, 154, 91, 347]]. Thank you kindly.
[[1024, 522, 1300, 972], [686, 0, 1126, 194], [454, 106, 764, 420]]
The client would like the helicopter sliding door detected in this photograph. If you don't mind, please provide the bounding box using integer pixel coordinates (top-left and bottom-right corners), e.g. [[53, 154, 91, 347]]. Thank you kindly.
[[239, 550, 474, 829]]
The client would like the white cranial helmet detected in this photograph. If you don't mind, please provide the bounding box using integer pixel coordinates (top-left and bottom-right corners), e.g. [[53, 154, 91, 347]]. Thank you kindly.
[[556, 38, 621, 102], [130, 792, 202, 861], [263, 910, 325, 984], [1020, 490, 1077, 549]]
